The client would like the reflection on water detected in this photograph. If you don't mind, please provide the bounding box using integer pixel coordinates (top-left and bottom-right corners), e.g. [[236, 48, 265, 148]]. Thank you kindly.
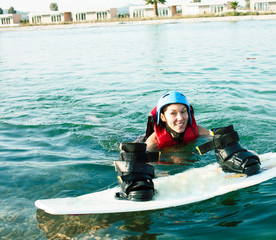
[[36, 209, 159, 239], [215, 220, 243, 227], [35, 183, 263, 239]]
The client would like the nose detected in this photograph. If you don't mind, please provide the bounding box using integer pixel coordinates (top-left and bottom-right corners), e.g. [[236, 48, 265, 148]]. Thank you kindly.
[[176, 113, 184, 121]]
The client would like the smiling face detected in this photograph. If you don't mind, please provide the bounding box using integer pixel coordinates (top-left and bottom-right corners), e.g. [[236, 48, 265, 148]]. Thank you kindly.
[[160, 103, 189, 135]]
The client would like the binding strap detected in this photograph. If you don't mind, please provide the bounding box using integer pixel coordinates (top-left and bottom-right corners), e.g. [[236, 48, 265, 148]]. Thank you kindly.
[[119, 152, 148, 162], [213, 131, 239, 149], [196, 141, 214, 155], [114, 161, 155, 178], [196, 130, 240, 155], [119, 151, 160, 162]]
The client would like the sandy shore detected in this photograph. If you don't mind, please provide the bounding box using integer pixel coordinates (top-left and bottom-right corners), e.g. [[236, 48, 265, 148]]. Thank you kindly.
[[1, 14, 276, 32]]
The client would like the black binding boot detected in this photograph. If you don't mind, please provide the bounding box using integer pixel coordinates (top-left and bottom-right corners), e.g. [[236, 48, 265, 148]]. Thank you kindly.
[[114, 142, 155, 201], [197, 125, 260, 176]]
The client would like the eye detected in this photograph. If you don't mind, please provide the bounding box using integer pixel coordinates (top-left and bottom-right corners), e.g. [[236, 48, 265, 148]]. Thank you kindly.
[[170, 112, 177, 116], [181, 109, 187, 114]]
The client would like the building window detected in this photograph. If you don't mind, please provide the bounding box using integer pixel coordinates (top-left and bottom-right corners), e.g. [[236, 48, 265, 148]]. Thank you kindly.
[[76, 13, 86, 21], [1, 18, 11, 25], [210, 6, 214, 13], [32, 16, 41, 24], [97, 12, 108, 20], [254, 2, 269, 11], [158, 8, 169, 17], [211, 5, 224, 14], [51, 15, 62, 23], [133, 9, 145, 18]]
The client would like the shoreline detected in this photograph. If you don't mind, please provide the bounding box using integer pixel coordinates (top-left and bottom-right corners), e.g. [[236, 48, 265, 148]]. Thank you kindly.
[[1, 14, 276, 32]]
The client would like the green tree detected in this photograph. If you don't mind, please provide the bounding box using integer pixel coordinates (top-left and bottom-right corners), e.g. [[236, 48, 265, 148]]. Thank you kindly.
[[145, 0, 166, 17], [230, 1, 239, 14], [0, 8, 3, 14], [8, 6, 16, 14], [50, 2, 58, 11]]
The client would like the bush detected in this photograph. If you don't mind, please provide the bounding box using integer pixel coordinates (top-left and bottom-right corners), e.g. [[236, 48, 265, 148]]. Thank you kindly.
[[20, 19, 29, 24]]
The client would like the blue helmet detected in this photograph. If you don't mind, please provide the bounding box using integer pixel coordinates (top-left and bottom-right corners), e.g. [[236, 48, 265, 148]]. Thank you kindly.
[[156, 91, 192, 125]]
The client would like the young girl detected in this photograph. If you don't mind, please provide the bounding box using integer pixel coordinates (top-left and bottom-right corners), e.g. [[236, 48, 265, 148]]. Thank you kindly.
[[144, 91, 210, 150]]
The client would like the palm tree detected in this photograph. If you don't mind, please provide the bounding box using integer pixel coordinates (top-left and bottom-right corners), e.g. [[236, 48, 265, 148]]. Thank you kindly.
[[50, 2, 59, 11], [8, 6, 16, 14], [145, 0, 166, 17], [229, 1, 239, 14]]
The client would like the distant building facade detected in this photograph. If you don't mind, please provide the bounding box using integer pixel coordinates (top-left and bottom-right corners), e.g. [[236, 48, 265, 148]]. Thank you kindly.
[[129, 2, 228, 18], [182, 2, 227, 16], [28, 8, 117, 24], [28, 11, 69, 24], [250, 0, 276, 12], [0, 14, 21, 26], [129, 5, 178, 18], [72, 8, 117, 22]]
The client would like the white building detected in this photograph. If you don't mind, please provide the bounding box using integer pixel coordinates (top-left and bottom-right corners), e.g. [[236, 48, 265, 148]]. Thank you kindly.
[[250, 0, 276, 12], [72, 8, 117, 22], [28, 11, 71, 24], [182, 2, 228, 16], [28, 8, 117, 24], [129, 5, 178, 18], [129, 2, 229, 18], [0, 14, 21, 26]]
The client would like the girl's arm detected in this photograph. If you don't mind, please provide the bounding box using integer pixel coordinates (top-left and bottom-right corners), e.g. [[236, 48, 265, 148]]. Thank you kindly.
[[198, 125, 211, 136], [145, 132, 158, 151]]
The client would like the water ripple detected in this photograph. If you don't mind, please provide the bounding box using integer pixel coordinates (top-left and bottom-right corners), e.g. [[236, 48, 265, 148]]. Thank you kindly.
[[0, 20, 276, 239]]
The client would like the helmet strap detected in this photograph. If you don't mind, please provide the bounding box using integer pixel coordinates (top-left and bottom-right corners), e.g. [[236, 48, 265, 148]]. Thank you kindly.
[[164, 125, 185, 143]]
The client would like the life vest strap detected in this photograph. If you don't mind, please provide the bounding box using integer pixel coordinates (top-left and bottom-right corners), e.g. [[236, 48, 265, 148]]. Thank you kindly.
[[144, 115, 155, 142]]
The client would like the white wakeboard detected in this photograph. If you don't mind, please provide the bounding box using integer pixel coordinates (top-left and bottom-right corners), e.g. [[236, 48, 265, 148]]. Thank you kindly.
[[35, 152, 276, 215]]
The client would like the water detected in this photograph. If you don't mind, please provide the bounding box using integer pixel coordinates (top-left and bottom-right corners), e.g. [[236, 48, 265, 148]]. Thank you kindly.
[[0, 19, 276, 239]]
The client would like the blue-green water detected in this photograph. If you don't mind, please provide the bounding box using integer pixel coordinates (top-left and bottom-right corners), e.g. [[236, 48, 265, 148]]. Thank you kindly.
[[1, 20, 276, 239]]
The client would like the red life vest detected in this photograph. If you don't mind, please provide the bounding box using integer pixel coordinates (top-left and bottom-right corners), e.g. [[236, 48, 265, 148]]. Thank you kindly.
[[148, 106, 199, 149]]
